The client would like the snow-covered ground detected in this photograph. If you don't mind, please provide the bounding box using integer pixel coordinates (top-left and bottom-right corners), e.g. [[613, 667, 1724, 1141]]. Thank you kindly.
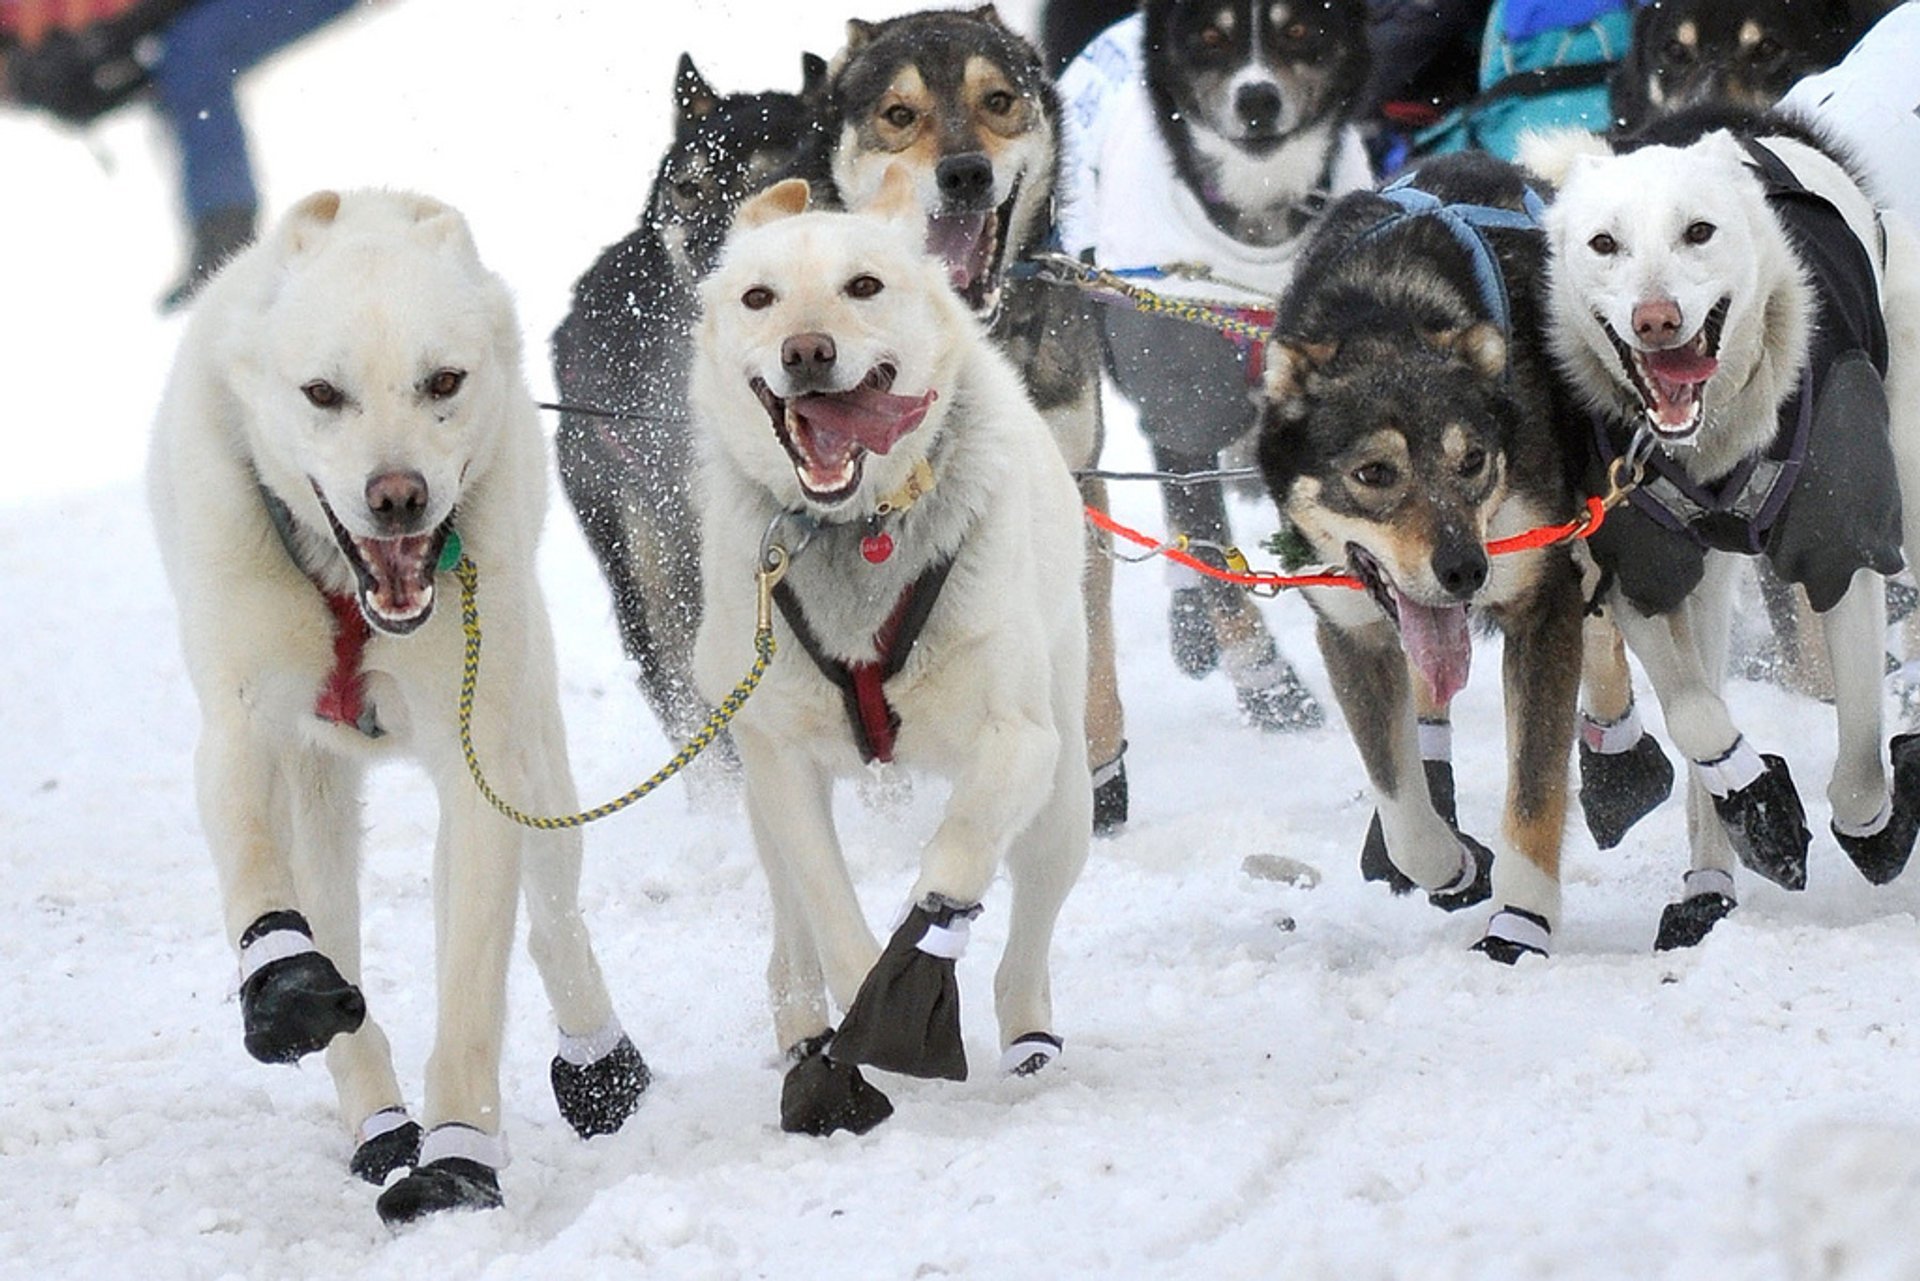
[[6, 3, 1920, 1277]]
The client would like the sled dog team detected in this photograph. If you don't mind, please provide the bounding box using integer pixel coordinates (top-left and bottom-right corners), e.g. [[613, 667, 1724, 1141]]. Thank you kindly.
[[145, 1, 1920, 1224]]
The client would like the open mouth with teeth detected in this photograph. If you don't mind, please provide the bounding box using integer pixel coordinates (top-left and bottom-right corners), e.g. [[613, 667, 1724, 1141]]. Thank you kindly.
[[751, 364, 937, 504], [1347, 543, 1474, 705], [1601, 297, 1730, 440], [924, 178, 1020, 316], [312, 482, 452, 636]]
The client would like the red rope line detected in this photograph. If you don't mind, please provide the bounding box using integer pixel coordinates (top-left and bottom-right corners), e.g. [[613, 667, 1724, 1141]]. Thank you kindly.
[[1084, 495, 1607, 594]]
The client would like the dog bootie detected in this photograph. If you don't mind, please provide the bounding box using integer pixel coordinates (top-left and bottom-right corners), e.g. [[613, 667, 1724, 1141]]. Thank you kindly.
[[1471, 906, 1551, 964], [350, 1107, 423, 1186], [375, 1124, 505, 1226], [550, 1019, 651, 1139], [1700, 742, 1809, 891], [1000, 1032, 1063, 1077], [1227, 637, 1325, 733], [1653, 869, 1738, 951], [1092, 743, 1129, 836], [1427, 835, 1494, 912], [830, 897, 978, 1081], [1361, 749, 1460, 895], [237, 910, 366, 1064], [1832, 734, 1920, 886], [1168, 586, 1219, 677], [1578, 705, 1674, 849], [780, 1030, 894, 1136]]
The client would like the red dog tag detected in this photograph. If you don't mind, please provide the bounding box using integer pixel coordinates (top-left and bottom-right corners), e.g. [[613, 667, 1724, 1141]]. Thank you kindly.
[[861, 531, 894, 564]]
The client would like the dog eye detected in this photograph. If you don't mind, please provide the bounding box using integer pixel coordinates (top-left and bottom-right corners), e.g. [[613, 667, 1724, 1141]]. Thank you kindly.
[[1199, 26, 1228, 48], [882, 103, 917, 129], [426, 369, 466, 399], [1351, 461, 1399, 488], [1751, 36, 1783, 60], [1683, 220, 1716, 246], [1662, 39, 1694, 64], [1282, 20, 1309, 39], [1459, 447, 1488, 477], [845, 274, 885, 299], [1587, 232, 1618, 256], [982, 90, 1015, 116], [742, 286, 776, 310], [672, 178, 704, 202], [302, 380, 343, 409]]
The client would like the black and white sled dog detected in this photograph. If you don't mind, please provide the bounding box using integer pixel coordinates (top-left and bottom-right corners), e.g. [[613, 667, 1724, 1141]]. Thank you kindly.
[[1257, 152, 1588, 960], [822, 5, 1131, 831], [1609, 0, 1868, 135], [691, 171, 1091, 1134], [148, 191, 647, 1223], [553, 54, 826, 794], [1526, 106, 1920, 946], [1056, 0, 1376, 734]]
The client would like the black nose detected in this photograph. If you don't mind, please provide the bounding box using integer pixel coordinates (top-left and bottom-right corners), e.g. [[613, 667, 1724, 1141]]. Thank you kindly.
[[1235, 82, 1283, 132], [1432, 540, 1489, 600], [781, 331, 837, 374], [365, 469, 429, 534], [935, 152, 995, 208]]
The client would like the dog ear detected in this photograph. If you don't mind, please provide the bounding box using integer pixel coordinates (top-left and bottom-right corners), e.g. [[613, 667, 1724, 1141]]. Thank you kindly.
[[1261, 337, 1337, 404], [800, 52, 830, 101], [970, 4, 1007, 27], [1429, 322, 1507, 380], [283, 189, 342, 255], [1516, 127, 1611, 187], [845, 18, 878, 53], [675, 53, 720, 126], [734, 178, 813, 231]]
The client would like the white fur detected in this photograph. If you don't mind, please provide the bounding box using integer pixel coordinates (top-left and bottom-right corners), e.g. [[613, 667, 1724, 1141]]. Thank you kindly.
[[691, 190, 1091, 1059], [1542, 132, 1920, 872], [148, 190, 626, 1147]]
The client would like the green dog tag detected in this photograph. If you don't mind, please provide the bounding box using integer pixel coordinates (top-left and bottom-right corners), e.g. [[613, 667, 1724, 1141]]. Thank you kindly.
[[438, 528, 463, 572]]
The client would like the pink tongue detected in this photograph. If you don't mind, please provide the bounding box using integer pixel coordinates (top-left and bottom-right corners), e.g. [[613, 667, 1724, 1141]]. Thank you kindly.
[[925, 213, 989, 291], [1395, 588, 1472, 705], [792, 386, 937, 464], [357, 533, 435, 620], [1645, 346, 1718, 382]]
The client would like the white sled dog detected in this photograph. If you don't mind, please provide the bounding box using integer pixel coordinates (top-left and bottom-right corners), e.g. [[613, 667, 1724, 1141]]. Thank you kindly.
[[1527, 112, 1920, 946], [147, 190, 647, 1226], [692, 169, 1091, 1136]]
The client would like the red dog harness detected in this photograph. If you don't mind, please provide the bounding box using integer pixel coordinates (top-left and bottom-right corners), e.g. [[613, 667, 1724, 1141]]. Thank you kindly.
[[260, 483, 383, 737]]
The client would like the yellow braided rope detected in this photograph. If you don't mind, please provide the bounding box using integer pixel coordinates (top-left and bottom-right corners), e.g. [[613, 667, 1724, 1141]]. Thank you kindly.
[[453, 555, 776, 830], [1033, 255, 1276, 344]]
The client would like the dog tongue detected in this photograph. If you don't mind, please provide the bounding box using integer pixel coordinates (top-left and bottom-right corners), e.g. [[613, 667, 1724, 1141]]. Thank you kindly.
[[1642, 348, 1717, 429], [925, 212, 990, 292], [1394, 588, 1472, 705], [791, 385, 936, 460], [355, 532, 436, 627]]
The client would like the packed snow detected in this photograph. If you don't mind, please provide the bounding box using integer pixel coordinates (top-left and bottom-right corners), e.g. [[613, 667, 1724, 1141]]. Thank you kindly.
[[5, 2, 1920, 1277]]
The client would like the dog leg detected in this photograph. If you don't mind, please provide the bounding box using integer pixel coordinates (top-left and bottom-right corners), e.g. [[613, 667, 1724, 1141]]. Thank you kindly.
[[1359, 676, 1459, 893], [1316, 617, 1490, 907], [281, 746, 415, 1182], [1473, 564, 1582, 963], [834, 709, 1061, 1082], [1576, 611, 1674, 848], [1822, 571, 1920, 884], [200, 723, 367, 1066], [1080, 473, 1130, 835]]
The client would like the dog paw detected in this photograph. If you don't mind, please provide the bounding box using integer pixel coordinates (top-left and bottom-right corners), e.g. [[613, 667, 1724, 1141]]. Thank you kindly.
[[1710, 754, 1809, 891], [1360, 760, 1459, 894], [830, 898, 977, 1081], [1654, 891, 1737, 951], [551, 1033, 651, 1139], [1427, 835, 1494, 912], [780, 1031, 893, 1136], [1235, 664, 1325, 732], [1470, 906, 1551, 964], [999, 1032, 1063, 1076], [1832, 734, 1920, 886], [350, 1108, 423, 1186], [1092, 747, 1129, 837], [375, 1158, 503, 1226], [1579, 732, 1675, 849], [1168, 586, 1219, 678], [237, 912, 365, 1064]]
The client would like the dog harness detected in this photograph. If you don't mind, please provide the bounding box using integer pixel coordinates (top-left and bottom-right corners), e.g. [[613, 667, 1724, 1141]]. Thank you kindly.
[[259, 483, 383, 738], [772, 557, 955, 765], [1588, 137, 1898, 616]]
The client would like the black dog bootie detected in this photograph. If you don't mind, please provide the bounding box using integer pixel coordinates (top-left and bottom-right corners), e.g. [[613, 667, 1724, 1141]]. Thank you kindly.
[[1578, 709, 1675, 849], [1653, 869, 1738, 952], [830, 897, 979, 1081], [780, 1030, 894, 1137], [375, 1124, 505, 1226], [350, 1107, 423, 1185], [237, 910, 365, 1064], [1704, 747, 1809, 891], [1832, 733, 1920, 886], [551, 1022, 651, 1139]]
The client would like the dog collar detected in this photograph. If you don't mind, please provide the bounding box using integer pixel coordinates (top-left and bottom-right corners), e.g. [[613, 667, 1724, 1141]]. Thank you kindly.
[[861, 458, 938, 565]]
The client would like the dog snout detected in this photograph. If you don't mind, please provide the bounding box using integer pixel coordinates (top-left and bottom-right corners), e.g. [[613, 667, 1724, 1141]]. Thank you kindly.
[[1234, 82, 1284, 134], [935, 152, 995, 209], [1431, 538, 1489, 601], [781, 331, 837, 373], [1632, 299, 1684, 347], [365, 469, 430, 534]]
